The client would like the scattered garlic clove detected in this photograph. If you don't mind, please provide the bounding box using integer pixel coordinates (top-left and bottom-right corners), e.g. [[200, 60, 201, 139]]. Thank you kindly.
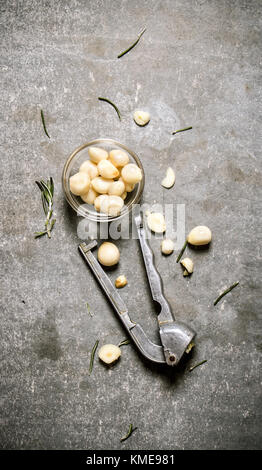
[[115, 275, 128, 288], [108, 180, 125, 196], [161, 239, 174, 255], [88, 146, 108, 163], [69, 172, 90, 196], [161, 167, 175, 189], [81, 187, 98, 205], [109, 149, 130, 168], [187, 226, 212, 246], [147, 212, 166, 233], [98, 242, 120, 266], [121, 163, 142, 184], [180, 257, 194, 276], [79, 160, 98, 179], [98, 344, 121, 365], [91, 177, 113, 194], [133, 110, 150, 126], [97, 159, 119, 179]]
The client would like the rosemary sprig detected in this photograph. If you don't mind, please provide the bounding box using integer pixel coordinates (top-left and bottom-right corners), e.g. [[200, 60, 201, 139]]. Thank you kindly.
[[118, 339, 130, 347], [117, 27, 146, 59], [89, 340, 99, 375], [98, 97, 121, 120], [35, 177, 56, 239], [86, 302, 93, 317], [214, 282, 239, 306], [172, 126, 192, 135], [40, 109, 50, 138], [189, 360, 207, 372], [176, 240, 188, 263], [120, 424, 137, 442]]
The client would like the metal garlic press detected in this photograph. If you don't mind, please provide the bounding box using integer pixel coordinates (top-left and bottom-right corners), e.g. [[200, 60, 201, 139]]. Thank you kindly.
[[78, 212, 196, 366]]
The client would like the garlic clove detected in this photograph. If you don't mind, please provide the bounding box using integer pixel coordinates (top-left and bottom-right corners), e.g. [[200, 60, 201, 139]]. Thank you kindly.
[[88, 146, 108, 163], [91, 177, 113, 194], [98, 242, 120, 266], [81, 187, 98, 205], [161, 167, 175, 189], [133, 110, 150, 126], [69, 172, 90, 196], [98, 344, 121, 365], [109, 149, 130, 168], [107, 195, 124, 216], [147, 212, 166, 233], [180, 257, 194, 275], [115, 275, 128, 288], [121, 191, 127, 200], [161, 239, 174, 255], [79, 160, 98, 180], [187, 226, 212, 246], [121, 164, 142, 184], [94, 194, 109, 212], [108, 180, 126, 196], [97, 159, 119, 179]]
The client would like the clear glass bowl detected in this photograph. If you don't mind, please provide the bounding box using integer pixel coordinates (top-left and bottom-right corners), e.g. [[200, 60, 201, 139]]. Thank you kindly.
[[62, 138, 145, 222]]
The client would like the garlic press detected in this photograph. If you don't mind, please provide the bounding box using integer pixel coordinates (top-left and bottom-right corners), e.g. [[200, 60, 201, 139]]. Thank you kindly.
[[78, 212, 196, 366]]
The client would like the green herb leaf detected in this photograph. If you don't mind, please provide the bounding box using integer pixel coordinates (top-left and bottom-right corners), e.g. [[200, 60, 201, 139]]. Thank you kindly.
[[118, 339, 130, 347], [189, 360, 207, 372], [40, 109, 50, 138], [89, 340, 99, 375], [214, 282, 239, 306], [176, 240, 188, 263], [172, 126, 192, 135], [86, 302, 93, 317], [35, 177, 55, 239], [118, 27, 146, 58], [120, 424, 137, 442], [98, 97, 121, 120]]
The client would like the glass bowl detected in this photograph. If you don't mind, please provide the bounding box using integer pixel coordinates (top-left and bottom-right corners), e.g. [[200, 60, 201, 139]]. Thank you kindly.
[[62, 138, 145, 222]]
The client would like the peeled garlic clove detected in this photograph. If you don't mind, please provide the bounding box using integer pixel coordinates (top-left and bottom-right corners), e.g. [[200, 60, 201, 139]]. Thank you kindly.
[[161, 239, 174, 255], [121, 191, 127, 200], [79, 160, 98, 180], [181, 257, 194, 275], [161, 167, 175, 189], [115, 275, 127, 288], [81, 187, 98, 205], [98, 242, 120, 266], [108, 180, 125, 196], [133, 110, 150, 126], [97, 159, 119, 179], [119, 177, 134, 192], [69, 172, 90, 196], [94, 194, 109, 212], [98, 344, 121, 365], [121, 163, 142, 184], [91, 177, 113, 194], [147, 212, 166, 233], [187, 226, 212, 246], [109, 149, 130, 168], [107, 195, 124, 216], [88, 146, 108, 164]]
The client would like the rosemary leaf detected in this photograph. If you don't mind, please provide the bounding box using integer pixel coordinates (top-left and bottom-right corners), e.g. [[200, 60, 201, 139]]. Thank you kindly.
[[98, 97, 121, 120], [34, 230, 48, 239], [89, 340, 99, 375], [189, 360, 207, 372], [118, 27, 146, 58], [214, 282, 239, 306], [40, 109, 50, 138], [35, 177, 55, 239], [176, 240, 188, 263], [172, 126, 192, 135], [118, 339, 130, 347], [120, 424, 137, 442]]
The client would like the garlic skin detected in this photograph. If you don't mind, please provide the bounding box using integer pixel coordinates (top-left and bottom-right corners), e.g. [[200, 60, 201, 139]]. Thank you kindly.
[[109, 149, 130, 167], [161, 167, 175, 189], [147, 212, 166, 233], [97, 159, 119, 179], [180, 257, 194, 276], [121, 164, 142, 184], [79, 160, 98, 180], [98, 242, 120, 266], [115, 275, 127, 288], [161, 239, 174, 255], [133, 110, 150, 126], [108, 180, 125, 196], [69, 172, 90, 196], [91, 177, 113, 194], [187, 226, 212, 246], [81, 187, 98, 205], [98, 344, 121, 365], [88, 146, 108, 163]]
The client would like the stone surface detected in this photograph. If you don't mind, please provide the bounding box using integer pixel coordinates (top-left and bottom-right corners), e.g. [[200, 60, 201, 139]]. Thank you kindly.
[[0, 0, 261, 450]]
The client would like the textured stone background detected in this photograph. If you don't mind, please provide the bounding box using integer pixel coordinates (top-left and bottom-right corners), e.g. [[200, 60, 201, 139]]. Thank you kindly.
[[0, 0, 261, 450]]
